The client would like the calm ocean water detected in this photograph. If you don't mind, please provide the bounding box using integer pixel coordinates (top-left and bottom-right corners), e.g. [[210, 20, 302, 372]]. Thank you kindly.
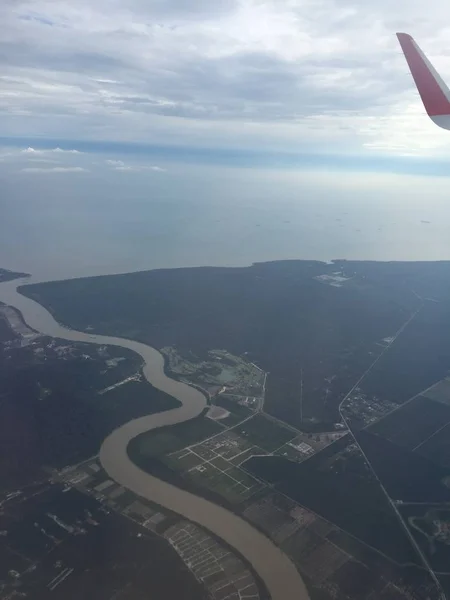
[[2, 164, 450, 282]]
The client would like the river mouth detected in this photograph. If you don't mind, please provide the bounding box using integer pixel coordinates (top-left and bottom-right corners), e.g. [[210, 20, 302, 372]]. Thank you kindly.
[[0, 276, 309, 600]]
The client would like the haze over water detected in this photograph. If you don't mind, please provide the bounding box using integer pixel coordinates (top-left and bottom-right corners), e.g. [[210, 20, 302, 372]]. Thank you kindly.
[[2, 162, 450, 283]]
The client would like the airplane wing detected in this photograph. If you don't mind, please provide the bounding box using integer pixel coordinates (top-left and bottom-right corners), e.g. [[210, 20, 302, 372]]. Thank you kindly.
[[396, 32, 450, 130]]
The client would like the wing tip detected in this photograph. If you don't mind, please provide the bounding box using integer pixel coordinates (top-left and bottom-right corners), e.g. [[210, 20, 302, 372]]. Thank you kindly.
[[396, 31, 450, 121], [396, 32, 413, 43]]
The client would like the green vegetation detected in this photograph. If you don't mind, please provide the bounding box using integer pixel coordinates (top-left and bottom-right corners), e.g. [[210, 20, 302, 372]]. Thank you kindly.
[[0, 316, 16, 343], [0, 337, 178, 486], [400, 504, 450, 574], [244, 437, 420, 565], [210, 455, 231, 471], [129, 411, 267, 506], [129, 415, 222, 459], [8, 260, 450, 600], [174, 452, 262, 505], [187, 462, 246, 504], [0, 268, 29, 283], [161, 346, 264, 395], [235, 414, 296, 452], [369, 394, 450, 452], [97, 380, 175, 421], [22, 259, 432, 429], [166, 451, 204, 471], [214, 394, 253, 427], [1, 485, 209, 600]]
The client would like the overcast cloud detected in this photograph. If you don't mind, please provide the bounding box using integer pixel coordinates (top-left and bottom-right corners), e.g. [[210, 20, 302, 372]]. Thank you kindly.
[[21, 166, 88, 173], [2, 0, 450, 158]]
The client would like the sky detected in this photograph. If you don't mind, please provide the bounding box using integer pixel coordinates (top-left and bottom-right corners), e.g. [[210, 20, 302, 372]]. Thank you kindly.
[[2, 0, 450, 279], [2, 0, 450, 168]]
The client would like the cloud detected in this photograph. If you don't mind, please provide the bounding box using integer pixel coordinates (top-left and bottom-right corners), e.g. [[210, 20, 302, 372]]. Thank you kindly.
[[52, 147, 80, 153], [21, 166, 87, 173], [115, 165, 166, 172], [26, 157, 60, 163], [105, 159, 125, 167], [21, 147, 40, 154], [21, 146, 81, 154], [2, 0, 450, 158], [105, 158, 166, 172], [0, 144, 91, 174], [92, 78, 120, 84]]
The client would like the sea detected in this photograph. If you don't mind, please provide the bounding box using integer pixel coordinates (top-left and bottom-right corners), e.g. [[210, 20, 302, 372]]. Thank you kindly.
[[2, 162, 450, 283]]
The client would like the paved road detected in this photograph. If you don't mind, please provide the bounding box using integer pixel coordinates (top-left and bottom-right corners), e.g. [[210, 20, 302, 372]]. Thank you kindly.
[[0, 278, 310, 600]]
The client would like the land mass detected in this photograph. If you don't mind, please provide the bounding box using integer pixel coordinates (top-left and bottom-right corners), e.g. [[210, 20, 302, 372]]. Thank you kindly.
[[0, 301, 267, 600], [23, 259, 450, 429], [0, 304, 179, 489], [0, 267, 29, 282], [17, 259, 450, 599]]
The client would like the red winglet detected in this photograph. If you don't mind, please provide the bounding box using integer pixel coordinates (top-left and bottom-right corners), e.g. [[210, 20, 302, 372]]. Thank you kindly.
[[397, 32, 450, 118]]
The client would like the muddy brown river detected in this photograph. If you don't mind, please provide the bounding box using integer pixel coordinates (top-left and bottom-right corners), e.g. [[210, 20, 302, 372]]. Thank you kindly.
[[0, 278, 309, 600]]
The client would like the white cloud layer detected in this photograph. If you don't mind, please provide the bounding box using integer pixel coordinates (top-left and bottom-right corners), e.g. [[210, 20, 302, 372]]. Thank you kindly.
[[21, 146, 81, 154], [0, 145, 87, 170], [105, 159, 125, 167], [21, 166, 87, 173], [115, 165, 166, 171], [105, 159, 166, 171], [2, 0, 450, 157]]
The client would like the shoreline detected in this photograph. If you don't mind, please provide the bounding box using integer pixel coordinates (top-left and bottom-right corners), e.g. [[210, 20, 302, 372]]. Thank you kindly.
[[10, 256, 450, 287]]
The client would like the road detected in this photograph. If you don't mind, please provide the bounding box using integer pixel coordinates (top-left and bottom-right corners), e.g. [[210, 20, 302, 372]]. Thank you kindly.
[[0, 277, 310, 600], [338, 296, 446, 599]]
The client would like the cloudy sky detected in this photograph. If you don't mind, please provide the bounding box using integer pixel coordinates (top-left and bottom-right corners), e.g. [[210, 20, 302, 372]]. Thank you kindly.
[[2, 0, 450, 168]]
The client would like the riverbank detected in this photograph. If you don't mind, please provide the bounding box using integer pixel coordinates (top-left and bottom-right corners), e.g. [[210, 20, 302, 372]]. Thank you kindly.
[[0, 276, 310, 600]]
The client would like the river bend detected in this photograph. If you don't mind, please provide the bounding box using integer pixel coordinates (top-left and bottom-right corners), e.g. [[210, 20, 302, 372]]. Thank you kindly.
[[0, 278, 309, 600]]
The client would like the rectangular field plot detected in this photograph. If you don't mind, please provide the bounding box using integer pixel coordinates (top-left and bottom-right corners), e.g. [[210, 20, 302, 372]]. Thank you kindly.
[[164, 521, 261, 600], [165, 449, 205, 471], [168, 437, 266, 504], [276, 431, 347, 463], [276, 443, 314, 463], [134, 416, 222, 459], [282, 527, 323, 564], [299, 539, 349, 583], [199, 431, 255, 460], [191, 444, 219, 461], [421, 378, 450, 406], [243, 493, 305, 544], [188, 461, 264, 504], [234, 414, 297, 452], [229, 446, 264, 466], [415, 422, 450, 468], [210, 455, 233, 471], [369, 395, 450, 450]]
